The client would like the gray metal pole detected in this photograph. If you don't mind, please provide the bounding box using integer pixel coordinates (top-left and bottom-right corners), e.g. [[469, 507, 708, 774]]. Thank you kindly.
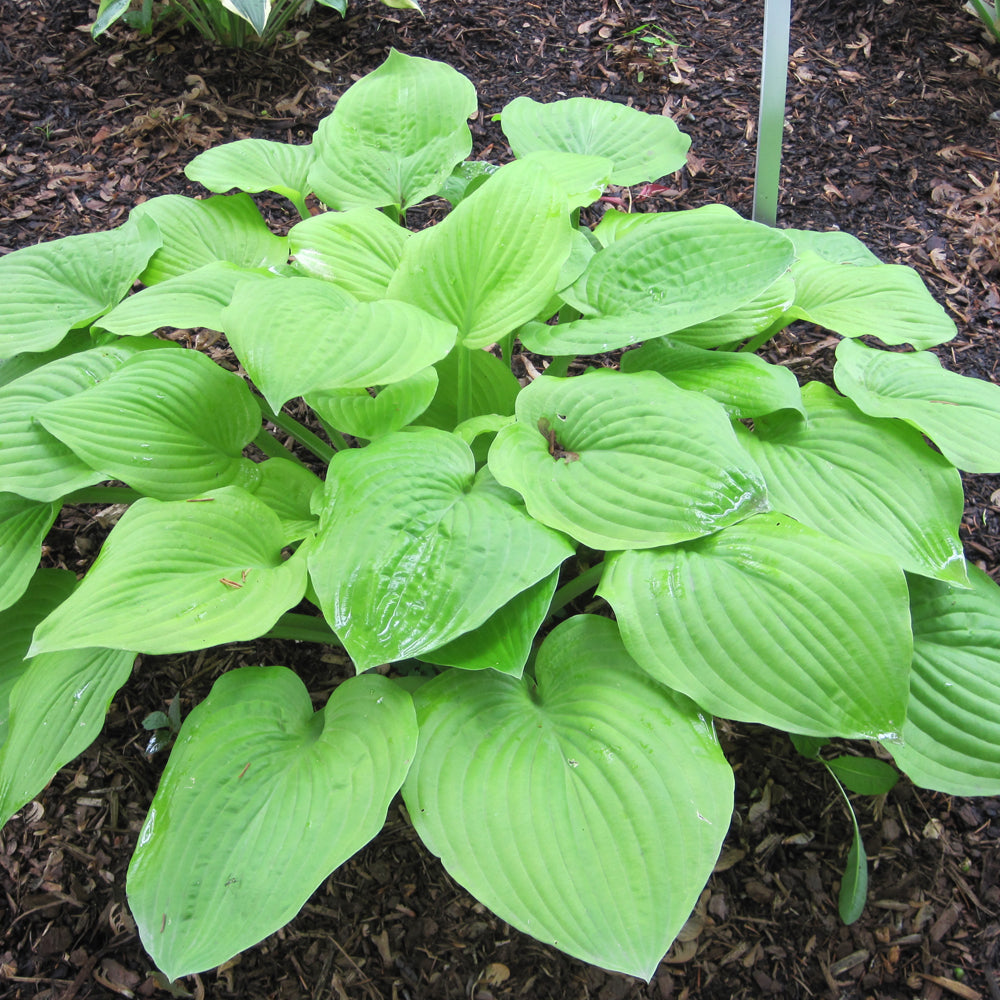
[[752, 0, 792, 226]]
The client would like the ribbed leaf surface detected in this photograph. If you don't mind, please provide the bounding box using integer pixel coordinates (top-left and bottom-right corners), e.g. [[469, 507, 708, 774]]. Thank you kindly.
[[488, 370, 769, 550], [600, 514, 912, 738], [403, 615, 734, 979], [127, 667, 417, 981], [0, 495, 60, 612], [30, 487, 308, 655], [834, 338, 1000, 473], [736, 382, 966, 584], [888, 567, 1000, 794], [36, 349, 262, 501], [186, 138, 314, 205], [308, 429, 574, 670]]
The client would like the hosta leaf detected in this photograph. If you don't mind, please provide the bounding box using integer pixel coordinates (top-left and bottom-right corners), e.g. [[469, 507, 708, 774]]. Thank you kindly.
[[621, 339, 803, 417], [501, 95, 691, 186], [785, 228, 882, 266], [222, 278, 456, 411], [783, 251, 955, 348], [0, 569, 136, 826], [0, 330, 96, 390], [402, 615, 734, 979], [520, 206, 794, 355], [288, 208, 411, 300], [130, 194, 288, 285], [308, 50, 476, 212], [251, 458, 321, 544], [0, 495, 60, 612], [600, 514, 912, 738], [516, 150, 613, 209], [97, 262, 277, 337], [388, 159, 573, 349], [0, 213, 161, 355], [887, 567, 1000, 795], [417, 570, 559, 676], [308, 429, 574, 671], [834, 338, 1000, 473], [736, 382, 966, 585], [185, 138, 314, 208], [127, 667, 417, 981], [219, 0, 270, 32], [306, 367, 438, 440], [37, 349, 262, 501], [0, 340, 170, 502], [30, 487, 308, 655], [415, 348, 520, 432], [488, 369, 769, 550], [436, 160, 498, 207]]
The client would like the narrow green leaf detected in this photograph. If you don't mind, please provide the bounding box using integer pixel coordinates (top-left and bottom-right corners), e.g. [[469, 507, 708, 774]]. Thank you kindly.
[[30, 487, 309, 655], [222, 278, 456, 411], [489, 369, 769, 550], [130, 194, 288, 285], [0, 213, 161, 355], [834, 337, 1000, 473], [388, 158, 573, 349], [185, 138, 314, 207], [308, 429, 574, 671], [127, 667, 417, 981], [838, 816, 868, 925], [601, 514, 912, 738], [825, 756, 899, 796], [308, 50, 477, 212], [0, 495, 60, 612], [736, 382, 967, 585], [403, 615, 734, 979], [501, 95, 691, 186], [37, 349, 262, 501], [887, 566, 1000, 795]]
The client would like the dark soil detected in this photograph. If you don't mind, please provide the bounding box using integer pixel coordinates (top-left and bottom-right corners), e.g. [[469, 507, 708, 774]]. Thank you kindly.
[[1, 0, 999, 998]]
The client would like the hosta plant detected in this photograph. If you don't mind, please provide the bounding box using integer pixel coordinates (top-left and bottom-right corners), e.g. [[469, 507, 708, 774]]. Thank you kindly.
[[2, 49, 1000, 984]]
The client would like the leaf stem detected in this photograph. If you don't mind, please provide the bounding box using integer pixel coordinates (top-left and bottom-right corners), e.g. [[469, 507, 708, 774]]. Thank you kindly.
[[456, 347, 473, 425], [253, 428, 306, 466], [548, 561, 605, 617], [544, 355, 573, 378], [256, 396, 337, 464], [62, 485, 145, 506], [263, 612, 344, 645]]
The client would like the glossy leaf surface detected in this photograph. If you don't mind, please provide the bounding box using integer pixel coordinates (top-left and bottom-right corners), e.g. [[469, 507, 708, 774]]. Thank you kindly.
[[185, 138, 314, 207]]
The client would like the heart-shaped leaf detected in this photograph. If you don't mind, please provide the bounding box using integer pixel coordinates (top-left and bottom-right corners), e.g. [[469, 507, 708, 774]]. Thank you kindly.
[[887, 566, 1000, 795], [834, 337, 1000, 473], [308, 429, 574, 670], [37, 349, 262, 501], [222, 278, 456, 411], [488, 369, 769, 550], [402, 615, 734, 979], [736, 381, 966, 584], [0, 213, 161, 355], [501, 96, 691, 186], [30, 487, 309, 655], [127, 667, 417, 980], [600, 513, 912, 738], [308, 50, 476, 212]]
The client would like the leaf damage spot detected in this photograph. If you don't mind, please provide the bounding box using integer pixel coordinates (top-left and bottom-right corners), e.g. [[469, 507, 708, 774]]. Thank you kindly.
[[538, 417, 580, 462]]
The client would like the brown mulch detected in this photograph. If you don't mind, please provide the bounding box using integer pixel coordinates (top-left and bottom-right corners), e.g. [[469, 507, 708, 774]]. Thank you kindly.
[[1, 0, 999, 998]]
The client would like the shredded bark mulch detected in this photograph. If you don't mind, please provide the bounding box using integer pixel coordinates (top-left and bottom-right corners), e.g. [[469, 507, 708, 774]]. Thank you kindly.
[[1, 0, 999, 997]]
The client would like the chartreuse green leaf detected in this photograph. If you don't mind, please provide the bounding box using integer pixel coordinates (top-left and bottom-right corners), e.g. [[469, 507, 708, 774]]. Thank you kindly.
[[785, 228, 882, 266], [621, 339, 803, 418], [500, 95, 691, 186], [388, 158, 573, 349], [436, 160, 498, 207], [37, 350, 262, 501], [887, 566, 1000, 795], [736, 382, 967, 585], [402, 615, 734, 979], [130, 194, 288, 285], [0, 330, 96, 389], [834, 338, 1000, 473], [601, 514, 911, 738], [222, 278, 455, 411], [185, 138, 314, 213], [782, 251, 955, 348], [0, 213, 161, 355], [308, 50, 476, 212], [0, 340, 169, 502], [29, 487, 308, 656], [0, 496, 60, 612], [288, 208, 411, 300], [251, 458, 322, 544], [127, 666, 417, 981], [0, 569, 136, 826], [418, 570, 559, 676], [308, 429, 574, 671], [516, 151, 613, 210], [416, 348, 520, 432], [489, 370, 769, 551], [307, 368, 438, 440], [520, 207, 794, 355], [97, 262, 277, 338]]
